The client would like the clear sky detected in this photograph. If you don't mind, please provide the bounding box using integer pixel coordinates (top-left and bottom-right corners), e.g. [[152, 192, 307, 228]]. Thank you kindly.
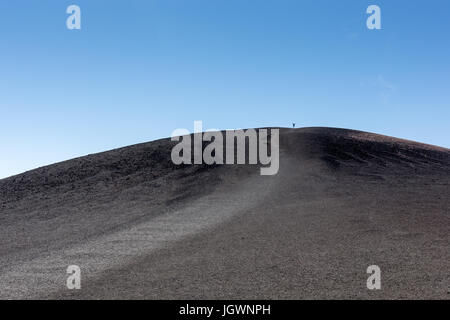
[[1, 0, 449, 178]]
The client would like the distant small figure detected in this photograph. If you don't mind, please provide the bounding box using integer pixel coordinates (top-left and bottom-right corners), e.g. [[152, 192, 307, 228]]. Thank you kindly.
[[292, 123, 295, 128]]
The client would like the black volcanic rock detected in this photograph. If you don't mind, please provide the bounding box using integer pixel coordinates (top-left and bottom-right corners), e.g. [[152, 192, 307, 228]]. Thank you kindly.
[[0, 127, 449, 299]]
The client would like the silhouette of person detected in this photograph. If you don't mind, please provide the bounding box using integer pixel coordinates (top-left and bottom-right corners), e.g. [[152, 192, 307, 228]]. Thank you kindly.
[[292, 123, 295, 128]]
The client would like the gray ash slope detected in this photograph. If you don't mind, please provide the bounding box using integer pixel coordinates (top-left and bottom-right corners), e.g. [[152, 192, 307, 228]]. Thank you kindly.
[[0, 127, 449, 299]]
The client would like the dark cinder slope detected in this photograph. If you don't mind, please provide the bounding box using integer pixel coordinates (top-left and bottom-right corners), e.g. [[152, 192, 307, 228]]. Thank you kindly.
[[0, 127, 449, 299]]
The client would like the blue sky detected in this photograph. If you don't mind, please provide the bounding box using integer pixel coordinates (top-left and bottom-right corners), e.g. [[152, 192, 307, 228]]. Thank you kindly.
[[0, 0, 449, 178]]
